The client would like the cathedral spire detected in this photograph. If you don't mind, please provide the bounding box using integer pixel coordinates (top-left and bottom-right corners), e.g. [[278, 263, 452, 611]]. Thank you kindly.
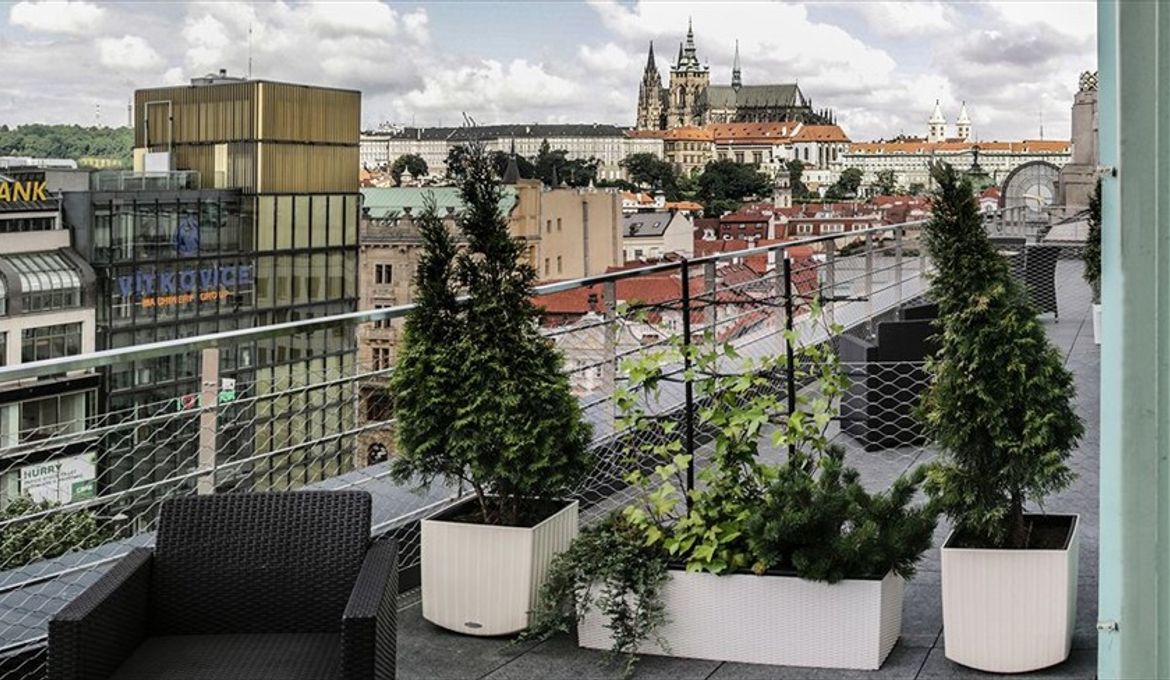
[[645, 40, 657, 73], [683, 17, 698, 66], [676, 42, 684, 68], [732, 39, 741, 89]]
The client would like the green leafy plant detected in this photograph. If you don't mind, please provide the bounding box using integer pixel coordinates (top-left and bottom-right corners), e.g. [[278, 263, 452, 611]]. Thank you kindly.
[[523, 514, 670, 678], [529, 303, 937, 674], [920, 162, 1083, 549], [390, 143, 593, 526], [0, 498, 113, 569], [1083, 178, 1102, 304]]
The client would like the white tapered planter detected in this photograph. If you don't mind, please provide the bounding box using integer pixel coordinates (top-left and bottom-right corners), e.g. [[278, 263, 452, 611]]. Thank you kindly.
[[1092, 303, 1102, 345], [421, 498, 578, 636], [941, 514, 1079, 673], [579, 569, 904, 669]]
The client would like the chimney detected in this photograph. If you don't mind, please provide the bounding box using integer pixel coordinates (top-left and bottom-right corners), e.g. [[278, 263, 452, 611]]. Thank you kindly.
[[219, 68, 227, 78]]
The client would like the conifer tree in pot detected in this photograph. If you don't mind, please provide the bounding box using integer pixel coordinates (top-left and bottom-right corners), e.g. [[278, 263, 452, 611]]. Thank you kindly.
[[390, 144, 593, 636], [921, 163, 1084, 673], [1084, 179, 1103, 344]]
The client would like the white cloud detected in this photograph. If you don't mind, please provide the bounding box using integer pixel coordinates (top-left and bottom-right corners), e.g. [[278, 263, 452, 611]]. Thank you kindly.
[[97, 35, 164, 71], [398, 59, 581, 121], [852, 2, 953, 38], [578, 43, 633, 75], [9, 0, 104, 35], [986, 1, 1095, 41]]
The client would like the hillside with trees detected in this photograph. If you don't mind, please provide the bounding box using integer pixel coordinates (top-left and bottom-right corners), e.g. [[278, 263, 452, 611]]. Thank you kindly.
[[0, 124, 133, 166]]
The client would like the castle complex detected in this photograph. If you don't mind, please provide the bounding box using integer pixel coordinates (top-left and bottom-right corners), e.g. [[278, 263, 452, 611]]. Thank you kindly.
[[635, 21, 833, 131]]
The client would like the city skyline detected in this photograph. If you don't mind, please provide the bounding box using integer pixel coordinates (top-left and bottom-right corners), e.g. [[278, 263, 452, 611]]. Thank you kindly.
[[2, 0, 1095, 141]]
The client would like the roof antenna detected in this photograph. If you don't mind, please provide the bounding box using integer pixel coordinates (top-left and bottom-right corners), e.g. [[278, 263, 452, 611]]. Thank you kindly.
[[247, 21, 254, 78]]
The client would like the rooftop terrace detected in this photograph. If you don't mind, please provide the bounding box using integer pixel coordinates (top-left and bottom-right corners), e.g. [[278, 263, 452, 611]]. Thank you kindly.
[[0, 221, 1098, 679]]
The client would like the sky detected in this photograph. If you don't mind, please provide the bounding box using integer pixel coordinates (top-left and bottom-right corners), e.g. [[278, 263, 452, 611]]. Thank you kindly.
[[0, 0, 1097, 142]]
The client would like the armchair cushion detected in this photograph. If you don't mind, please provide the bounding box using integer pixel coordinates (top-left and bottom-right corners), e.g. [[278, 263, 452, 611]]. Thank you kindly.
[[49, 548, 152, 680], [108, 633, 340, 680]]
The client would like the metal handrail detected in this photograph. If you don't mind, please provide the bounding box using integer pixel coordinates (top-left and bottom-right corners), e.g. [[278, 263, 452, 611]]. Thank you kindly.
[[0, 220, 924, 383]]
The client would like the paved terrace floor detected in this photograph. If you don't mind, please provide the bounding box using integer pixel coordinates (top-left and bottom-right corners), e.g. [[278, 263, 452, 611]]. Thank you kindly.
[[394, 259, 1100, 680]]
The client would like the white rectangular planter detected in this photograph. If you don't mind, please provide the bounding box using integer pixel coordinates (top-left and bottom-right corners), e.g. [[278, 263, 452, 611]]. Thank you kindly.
[[941, 514, 1079, 673], [579, 569, 904, 669], [421, 498, 578, 636]]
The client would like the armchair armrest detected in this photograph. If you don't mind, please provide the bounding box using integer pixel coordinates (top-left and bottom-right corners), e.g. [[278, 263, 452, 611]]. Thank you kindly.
[[49, 548, 153, 680], [341, 539, 398, 680]]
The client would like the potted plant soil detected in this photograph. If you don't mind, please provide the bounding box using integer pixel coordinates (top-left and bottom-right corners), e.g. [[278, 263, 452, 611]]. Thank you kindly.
[[920, 163, 1084, 673], [526, 306, 937, 674], [1084, 179, 1103, 344], [390, 143, 592, 636]]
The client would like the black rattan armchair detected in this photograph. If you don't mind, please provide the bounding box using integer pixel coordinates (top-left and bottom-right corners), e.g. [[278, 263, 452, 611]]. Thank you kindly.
[[48, 491, 397, 680]]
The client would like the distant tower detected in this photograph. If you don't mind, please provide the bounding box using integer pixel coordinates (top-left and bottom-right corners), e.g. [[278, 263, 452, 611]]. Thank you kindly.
[[956, 101, 972, 142], [928, 99, 947, 143], [772, 168, 792, 210], [731, 40, 742, 89], [667, 18, 710, 128], [636, 41, 665, 130]]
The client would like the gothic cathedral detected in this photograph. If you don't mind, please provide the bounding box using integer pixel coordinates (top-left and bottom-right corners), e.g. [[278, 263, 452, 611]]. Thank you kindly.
[[635, 21, 834, 131]]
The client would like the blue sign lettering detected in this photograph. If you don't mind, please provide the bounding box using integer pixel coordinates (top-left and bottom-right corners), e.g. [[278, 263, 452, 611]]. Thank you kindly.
[[114, 263, 254, 302], [159, 271, 176, 294]]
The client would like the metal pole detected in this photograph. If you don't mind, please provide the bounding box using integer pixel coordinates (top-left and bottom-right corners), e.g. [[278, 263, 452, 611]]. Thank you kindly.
[[894, 225, 905, 307], [865, 231, 875, 336], [680, 258, 695, 507], [824, 238, 837, 327], [783, 257, 797, 461], [197, 347, 219, 494], [703, 260, 717, 340], [602, 280, 617, 429]]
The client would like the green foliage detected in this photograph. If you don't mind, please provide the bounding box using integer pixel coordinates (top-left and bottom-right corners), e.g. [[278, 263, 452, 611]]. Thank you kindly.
[[535, 139, 599, 187], [1083, 179, 1102, 303], [523, 514, 670, 679], [0, 124, 132, 166], [390, 153, 428, 184], [531, 305, 937, 670], [391, 143, 593, 525], [786, 159, 811, 199], [0, 498, 113, 569], [489, 150, 536, 180], [696, 159, 771, 216], [621, 153, 679, 198], [908, 182, 926, 196], [920, 163, 1083, 549], [874, 169, 899, 196], [826, 167, 864, 200]]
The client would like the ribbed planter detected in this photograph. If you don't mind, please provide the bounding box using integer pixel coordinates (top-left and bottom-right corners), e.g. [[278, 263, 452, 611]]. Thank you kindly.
[[941, 514, 1079, 673], [578, 569, 904, 669], [421, 498, 578, 636]]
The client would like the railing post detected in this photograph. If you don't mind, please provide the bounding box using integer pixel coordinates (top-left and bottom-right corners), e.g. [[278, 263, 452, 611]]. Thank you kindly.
[[197, 347, 219, 495], [703, 260, 717, 339], [602, 280, 617, 429], [894, 225, 905, 306], [680, 258, 695, 508], [865, 230, 875, 334], [824, 238, 837, 327], [782, 256, 797, 462]]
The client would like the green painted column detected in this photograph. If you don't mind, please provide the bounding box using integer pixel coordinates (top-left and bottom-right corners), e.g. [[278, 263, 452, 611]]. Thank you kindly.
[[1098, 1, 1170, 677]]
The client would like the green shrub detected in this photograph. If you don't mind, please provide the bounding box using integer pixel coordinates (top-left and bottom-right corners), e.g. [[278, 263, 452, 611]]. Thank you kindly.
[[390, 143, 592, 526], [0, 498, 112, 569], [920, 163, 1083, 549], [1083, 179, 1102, 303]]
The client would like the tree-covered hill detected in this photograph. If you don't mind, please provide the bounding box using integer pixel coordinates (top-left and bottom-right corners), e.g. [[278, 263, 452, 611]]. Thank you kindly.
[[0, 124, 133, 167]]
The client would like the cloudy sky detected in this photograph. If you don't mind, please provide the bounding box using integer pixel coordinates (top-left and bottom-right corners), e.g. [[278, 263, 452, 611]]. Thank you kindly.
[[1, 0, 1096, 141]]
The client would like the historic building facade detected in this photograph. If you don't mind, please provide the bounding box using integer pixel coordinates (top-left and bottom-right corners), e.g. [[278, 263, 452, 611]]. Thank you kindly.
[[635, 22, 832, 131]]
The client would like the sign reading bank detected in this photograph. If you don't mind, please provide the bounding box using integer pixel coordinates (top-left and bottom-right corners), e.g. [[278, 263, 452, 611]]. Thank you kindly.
[[117, 263, 254, 308], [0, 177, 49, 202]]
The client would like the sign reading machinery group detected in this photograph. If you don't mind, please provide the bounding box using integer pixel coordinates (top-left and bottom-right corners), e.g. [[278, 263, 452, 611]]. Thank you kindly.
[[116, 264, 254, 308]]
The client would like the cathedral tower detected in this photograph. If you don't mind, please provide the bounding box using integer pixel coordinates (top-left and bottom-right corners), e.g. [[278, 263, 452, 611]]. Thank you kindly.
[[667, 19, 710, 128], [636, 41, 665, 130], [732, 40, 742, 89], [956, 101, 972, 142]]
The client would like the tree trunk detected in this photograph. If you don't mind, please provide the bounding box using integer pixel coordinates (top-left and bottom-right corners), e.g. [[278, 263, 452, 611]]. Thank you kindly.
[[1008, 492, 1028, 549]]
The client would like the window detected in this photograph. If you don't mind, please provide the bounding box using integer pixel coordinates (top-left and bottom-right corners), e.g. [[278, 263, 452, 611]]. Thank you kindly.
[[546, 219, 552, 233], [373, 303, 392, 329], [544, 258, 550, 276], [22, 323, 82, 363], [0, 332, 5, 367], [372, 347, 392, 372], [797, 224, 814, 235], [735, 152, 744, 164], [556, 256, 563, 274], [556, 218, 562, 232], [374, 263, 392, 285], [753, 152, 763, 165], [20, 391, 87, 442]]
